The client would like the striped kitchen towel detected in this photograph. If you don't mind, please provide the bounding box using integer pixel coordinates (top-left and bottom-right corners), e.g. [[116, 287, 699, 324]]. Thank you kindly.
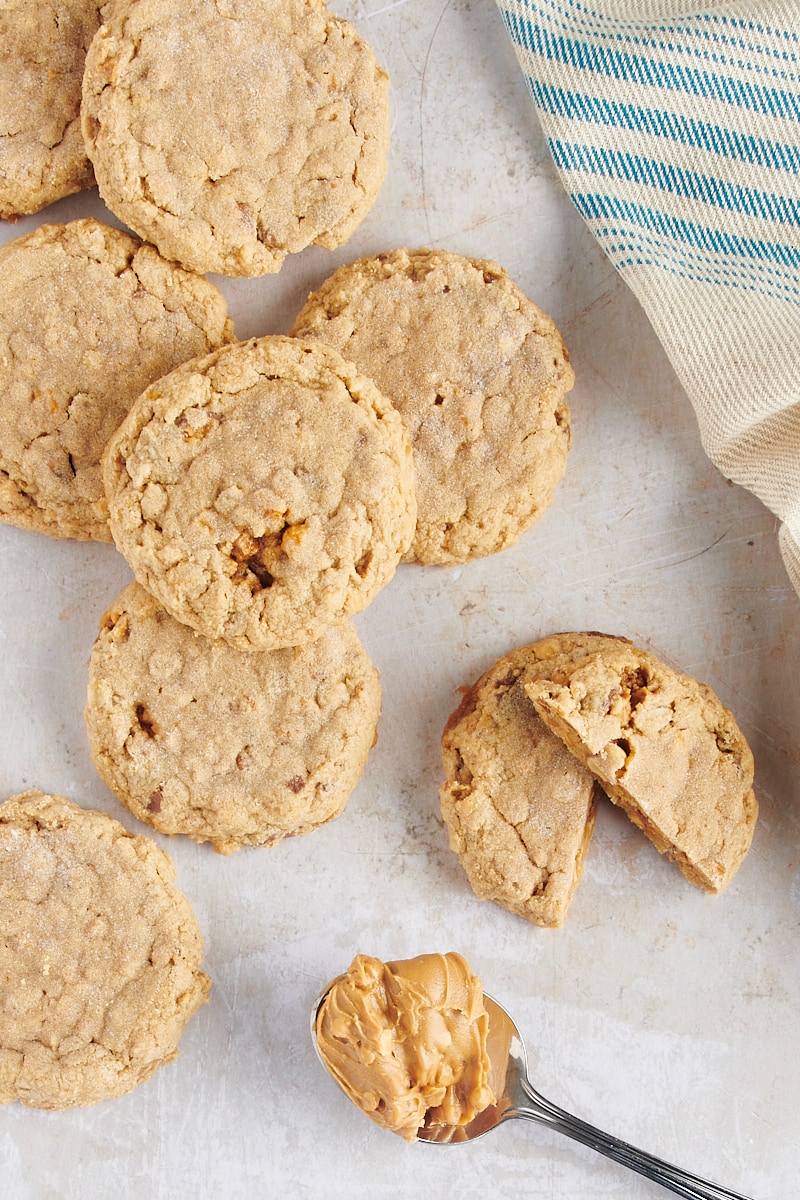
[[496, 0, 800, 593]]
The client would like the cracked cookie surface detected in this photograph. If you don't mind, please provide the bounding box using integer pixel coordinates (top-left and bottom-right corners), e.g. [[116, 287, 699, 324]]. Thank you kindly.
[[0, 1, 107, 217], [291, 248, 574, 564], [523, 632, 757, 893], [81, 0, 390, 277], [85, 582, 382, 852], [440, 643, 600, 927], [102, 335, 416, 649], [0, 790, 210, 1110], [0, 219, 233, 541]]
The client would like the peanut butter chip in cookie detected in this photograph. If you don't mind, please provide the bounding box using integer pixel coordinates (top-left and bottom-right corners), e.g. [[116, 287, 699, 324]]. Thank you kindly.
[[0, 219, 233, 541], [523, 633, 757, 893], [85, 582, 382, 851], [0, 791, 209, 1110], [291, 248, 574, 564], [81, 0, 391, 276], [102, 336, 416, 650]]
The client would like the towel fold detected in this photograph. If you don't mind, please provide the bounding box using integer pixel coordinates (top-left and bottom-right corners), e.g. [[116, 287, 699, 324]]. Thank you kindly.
[[496, 0, 800, 594]]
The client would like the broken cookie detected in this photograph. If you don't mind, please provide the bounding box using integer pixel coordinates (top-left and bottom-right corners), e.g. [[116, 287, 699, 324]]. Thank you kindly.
[[524, 632, 757, 894], [440, 643, 601, 927]]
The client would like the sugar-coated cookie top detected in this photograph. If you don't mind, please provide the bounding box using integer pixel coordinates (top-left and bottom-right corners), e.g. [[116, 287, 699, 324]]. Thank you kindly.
[[85, 582, 382, 852], [291, 248, 574, 564], [0, 790, 209, 1110], [81, 0, 391, 275], [103, 335, 416, 650], [0, 219, 233, 541], [0, 1, 106, 217]]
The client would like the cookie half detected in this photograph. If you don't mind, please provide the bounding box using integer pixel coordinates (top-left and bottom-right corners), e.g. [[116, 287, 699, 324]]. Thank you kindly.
[[0, 219, 233, 541], [291, 248, 574, 564], [0, 1, 106, 217], [523, 633, 757, 893], [85, 582, 382, 852], [81, 0, 390, 276], [0, 790, 210, 1109], [102, 336, 416, 649], [440, 644, 601, 927]]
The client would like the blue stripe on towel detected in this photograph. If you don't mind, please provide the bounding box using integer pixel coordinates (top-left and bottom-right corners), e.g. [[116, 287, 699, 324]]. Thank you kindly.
[[501, 12, 800, 120], [599, 227, 800, 302], [528, 82, 800, 174], [572, 192, 800, 271], [514, 1, 800, 63], [550, 141, 800, 226]]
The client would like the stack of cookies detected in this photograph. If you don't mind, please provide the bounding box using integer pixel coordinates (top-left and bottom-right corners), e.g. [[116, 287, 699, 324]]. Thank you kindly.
[[0, 214, 577, 856], [84, 242, 575, 849], [86, 332, 404, 851]]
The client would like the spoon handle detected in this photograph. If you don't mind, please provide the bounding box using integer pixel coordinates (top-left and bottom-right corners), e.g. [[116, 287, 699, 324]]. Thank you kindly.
[[509, 1076, 753, 1200]]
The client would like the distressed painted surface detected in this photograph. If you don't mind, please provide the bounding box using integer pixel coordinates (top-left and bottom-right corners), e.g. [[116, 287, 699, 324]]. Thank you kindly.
[[0, 1, 798, 1196]]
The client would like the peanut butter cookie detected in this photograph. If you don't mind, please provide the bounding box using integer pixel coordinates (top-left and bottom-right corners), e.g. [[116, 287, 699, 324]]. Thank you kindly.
[[0, 790, 210, 1109], [0, 219, 233, 541], [440, 643, 601, 927], [291, 248, 573, 564], [0, 1, 106, 217], [523, 632, 757, 893], [102, 336, 416, 649], [81, 0, 390, 276], [85, 583, 382, 852]]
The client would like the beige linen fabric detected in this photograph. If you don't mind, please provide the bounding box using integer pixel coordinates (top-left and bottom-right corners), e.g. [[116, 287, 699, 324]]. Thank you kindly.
[[496, 0, 800, 595]]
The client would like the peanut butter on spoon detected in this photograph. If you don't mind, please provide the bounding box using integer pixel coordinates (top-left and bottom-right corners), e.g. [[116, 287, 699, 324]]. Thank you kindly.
[[313, 954, 754, 1197], [313, 952, 495, 1142]]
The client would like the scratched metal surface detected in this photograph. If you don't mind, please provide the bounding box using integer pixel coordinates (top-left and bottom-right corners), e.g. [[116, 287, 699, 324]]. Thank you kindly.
[[1, 2, 798, 1197]]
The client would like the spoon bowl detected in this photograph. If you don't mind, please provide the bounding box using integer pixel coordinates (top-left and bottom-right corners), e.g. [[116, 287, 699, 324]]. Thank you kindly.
[[312, 984, 753, 1200]]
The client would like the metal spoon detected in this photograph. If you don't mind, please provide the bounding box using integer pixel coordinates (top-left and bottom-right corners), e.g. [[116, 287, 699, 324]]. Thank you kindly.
[[312, 986, 753, 1200]]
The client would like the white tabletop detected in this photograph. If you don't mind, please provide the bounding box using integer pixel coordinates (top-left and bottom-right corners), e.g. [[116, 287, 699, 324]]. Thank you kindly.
[[2, 3, 798, 1197]]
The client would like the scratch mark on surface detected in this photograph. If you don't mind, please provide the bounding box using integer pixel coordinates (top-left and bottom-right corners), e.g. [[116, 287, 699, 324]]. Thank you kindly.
[[368, 0, 414, 17], [656, 529, 729, 569]]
